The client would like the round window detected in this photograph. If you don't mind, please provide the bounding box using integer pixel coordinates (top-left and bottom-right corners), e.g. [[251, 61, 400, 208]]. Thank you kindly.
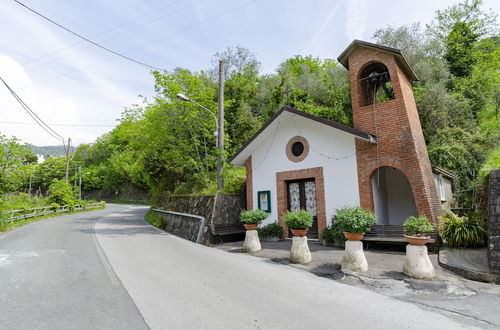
[[286, 136, 309, 162], [291, 142, 304, 157]]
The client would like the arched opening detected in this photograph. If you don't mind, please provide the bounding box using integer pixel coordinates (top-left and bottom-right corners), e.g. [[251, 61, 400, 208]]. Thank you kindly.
[[371, 167, 417, 225], [359, 62, 394, 106]]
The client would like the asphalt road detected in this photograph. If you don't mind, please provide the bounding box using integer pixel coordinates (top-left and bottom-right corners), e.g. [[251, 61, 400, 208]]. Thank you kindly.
[[95, 205, 478, 330], [0, 204, 484, 329], [0, 205, 148, 330]]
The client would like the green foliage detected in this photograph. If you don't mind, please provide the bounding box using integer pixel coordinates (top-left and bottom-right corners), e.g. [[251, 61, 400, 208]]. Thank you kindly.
[[321, 226, 336, 245], [257, 222, 284, 238], [440, 212, 486, 247], [283, 210, 313, 229], [240, 209, 269, 225], [333, 207, 376, 234], [144, 210, 166, 229], [47, 180, 76, 205], [403, 216, 435, 237], [445, 22, 478, 77], [222, 165, 245, 195]]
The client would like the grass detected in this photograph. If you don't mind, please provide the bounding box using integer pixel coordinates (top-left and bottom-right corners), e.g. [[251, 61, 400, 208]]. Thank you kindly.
[[0, 205, 105, 232], [144, 210, 166, 229]]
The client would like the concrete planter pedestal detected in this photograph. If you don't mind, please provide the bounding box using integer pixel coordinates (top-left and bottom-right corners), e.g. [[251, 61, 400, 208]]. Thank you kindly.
[[403, 244, 435, 279], [243, 230, 261, 253], [341, 240, 368, 273], [289, 236, 311, 264]]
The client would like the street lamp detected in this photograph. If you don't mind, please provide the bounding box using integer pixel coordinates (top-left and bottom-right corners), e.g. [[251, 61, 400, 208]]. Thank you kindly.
[[176, 93, 219, 145]]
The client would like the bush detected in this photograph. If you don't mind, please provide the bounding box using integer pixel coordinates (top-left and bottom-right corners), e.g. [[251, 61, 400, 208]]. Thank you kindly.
[[258, 222, 284, 238], [48, 180, 76, 205], [440, 212, 485, 248], [321, 227, 336, 245], [283, 210, 313, 229], [403, 216, 435, 237], [240, 209, 269, 225], [333, 207, 376, 234], [144, 210, 166, 229]]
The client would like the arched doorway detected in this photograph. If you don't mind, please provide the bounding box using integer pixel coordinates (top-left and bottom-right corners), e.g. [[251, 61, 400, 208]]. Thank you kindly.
[[371, 167, 417, 225]]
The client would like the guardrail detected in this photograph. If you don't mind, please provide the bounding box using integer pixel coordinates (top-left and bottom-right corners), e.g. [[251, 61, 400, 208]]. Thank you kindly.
[[151, 208, 206, 244], [4, 202, 104, 222]]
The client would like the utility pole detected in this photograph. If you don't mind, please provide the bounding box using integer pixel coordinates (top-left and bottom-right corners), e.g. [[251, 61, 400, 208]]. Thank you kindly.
[[78, 166, 82, 200], [28, 174, 32, 196], [64, 137, 71, 183], [217, 60, 224, 191]]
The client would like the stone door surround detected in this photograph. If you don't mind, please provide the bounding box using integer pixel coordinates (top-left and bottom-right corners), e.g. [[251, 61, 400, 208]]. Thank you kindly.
[[276, 167, 326, 239]]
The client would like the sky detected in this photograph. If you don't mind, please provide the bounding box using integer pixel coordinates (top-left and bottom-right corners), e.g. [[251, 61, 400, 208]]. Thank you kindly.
[[0, 0, 499, 147]]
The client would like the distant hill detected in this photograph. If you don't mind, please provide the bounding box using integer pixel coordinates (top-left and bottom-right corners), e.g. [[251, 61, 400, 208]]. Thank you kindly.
[[28, 145, 75, 157]]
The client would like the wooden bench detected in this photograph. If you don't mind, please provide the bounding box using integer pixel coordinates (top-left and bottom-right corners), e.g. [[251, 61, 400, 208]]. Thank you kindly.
[[209, 223, 246, 243], [363, 225, 437, 247]]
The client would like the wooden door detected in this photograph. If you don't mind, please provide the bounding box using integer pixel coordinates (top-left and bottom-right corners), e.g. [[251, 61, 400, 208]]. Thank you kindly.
[[287, 179, 318, 238]]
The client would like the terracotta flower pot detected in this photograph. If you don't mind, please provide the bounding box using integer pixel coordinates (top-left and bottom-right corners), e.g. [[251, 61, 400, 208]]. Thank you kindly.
[[290, 228, 308, 237], [244, 224, 257, 230], [343, 232, 364, 241], [404, 235, 430, 246]]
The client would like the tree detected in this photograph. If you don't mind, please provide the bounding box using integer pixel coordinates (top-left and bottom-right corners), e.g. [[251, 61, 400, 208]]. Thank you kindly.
[[426, 0, 498, 42], [445, 22, 479, 77]]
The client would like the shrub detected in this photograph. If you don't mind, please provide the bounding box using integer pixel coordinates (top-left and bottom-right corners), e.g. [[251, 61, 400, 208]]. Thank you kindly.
[[333, 207, 376, 234], [321, 227, 336, 245], [283, 210, 313, 229], [48, 180, 76, 205], [240, 209, 269, 225], [440, 212, 485, 248], [50, 203, 60, 211], [258, 222, 284, 238], [403, 216, 435, 237], [144, 210, 166, 229]]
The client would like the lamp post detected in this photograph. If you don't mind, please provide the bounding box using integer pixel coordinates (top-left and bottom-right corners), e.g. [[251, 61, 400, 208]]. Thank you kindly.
[[176, 92, 223, 189]]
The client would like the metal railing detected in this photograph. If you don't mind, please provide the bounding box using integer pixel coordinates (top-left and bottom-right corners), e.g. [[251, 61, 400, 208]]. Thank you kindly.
[[4, 202, 104, 222], [151, 208, 206, 244]]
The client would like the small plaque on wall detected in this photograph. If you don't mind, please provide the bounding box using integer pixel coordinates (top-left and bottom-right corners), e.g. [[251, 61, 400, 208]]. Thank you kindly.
[[257, 191, 271, 212]]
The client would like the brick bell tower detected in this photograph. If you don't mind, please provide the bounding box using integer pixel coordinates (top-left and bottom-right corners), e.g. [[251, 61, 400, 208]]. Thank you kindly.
[[338, 40, 441, 225]]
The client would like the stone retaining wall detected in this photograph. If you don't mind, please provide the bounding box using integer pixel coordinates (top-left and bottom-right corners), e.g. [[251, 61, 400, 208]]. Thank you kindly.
[[152, 210, 204, 243], [153, 192, 245, 244], [488, 169, 500, 275]]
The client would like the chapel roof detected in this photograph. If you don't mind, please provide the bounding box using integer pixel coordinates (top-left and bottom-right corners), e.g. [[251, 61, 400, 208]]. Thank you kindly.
[[337, 39, 418, 81], [228, 106, 375, 165]]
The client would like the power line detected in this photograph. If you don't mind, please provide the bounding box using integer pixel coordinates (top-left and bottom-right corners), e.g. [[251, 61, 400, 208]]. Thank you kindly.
[[23, 0, 204, 74], [0, 75, 65, 143], [14, 0, 163, 71], [0, 121, 115, 127], [26, 0, 258, 88], [21, 0, 186, 67]]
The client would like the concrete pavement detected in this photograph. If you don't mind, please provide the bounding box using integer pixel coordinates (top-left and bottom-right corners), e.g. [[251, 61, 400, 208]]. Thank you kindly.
[[95, 205, 482, 329]]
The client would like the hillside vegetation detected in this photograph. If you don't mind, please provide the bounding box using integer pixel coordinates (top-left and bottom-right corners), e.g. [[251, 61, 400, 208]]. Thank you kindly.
[[1, 0, 498, 210]]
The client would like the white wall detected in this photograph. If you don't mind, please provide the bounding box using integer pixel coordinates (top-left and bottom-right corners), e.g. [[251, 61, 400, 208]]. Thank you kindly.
[[372, 167, 417, 225], [250, 112, 360, 227]]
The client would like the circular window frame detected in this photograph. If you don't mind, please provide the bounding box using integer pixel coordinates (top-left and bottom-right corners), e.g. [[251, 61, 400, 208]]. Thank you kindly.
[[286, 136, 309, 162]]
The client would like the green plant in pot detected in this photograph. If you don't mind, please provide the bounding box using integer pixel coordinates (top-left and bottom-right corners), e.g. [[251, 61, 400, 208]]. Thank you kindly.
[[258, 222, 284, 241], [240, 209, 269, 230], [334, 207, 376, 241], [403, 216, 435, 245], [283, 210, 313, 237]]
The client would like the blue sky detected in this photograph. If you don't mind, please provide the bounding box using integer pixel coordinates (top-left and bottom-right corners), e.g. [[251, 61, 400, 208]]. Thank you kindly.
[[0, 0, 499, 146]]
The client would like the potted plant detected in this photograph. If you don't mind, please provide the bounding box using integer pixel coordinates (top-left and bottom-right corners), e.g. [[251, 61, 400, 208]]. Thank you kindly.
[[258, 222, 284, 241], [240, 209, 268, 230], [283, 210, 313, 236], [403, 216, 435, 245], [334, 207, 376, 241]]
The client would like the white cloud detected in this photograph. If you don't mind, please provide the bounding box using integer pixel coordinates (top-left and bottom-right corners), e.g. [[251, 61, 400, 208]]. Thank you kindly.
[[345, 0, 367, 41]]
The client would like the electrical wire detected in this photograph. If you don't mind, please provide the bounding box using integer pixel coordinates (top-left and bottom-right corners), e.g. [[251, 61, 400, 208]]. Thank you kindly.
[[0, 121, 114, 127], [14, 0, 163, 71], [21, 0, 186, 67], [23, 0, 205, 73], [0, 75, 65, 143], [27, 0, 258, 88]]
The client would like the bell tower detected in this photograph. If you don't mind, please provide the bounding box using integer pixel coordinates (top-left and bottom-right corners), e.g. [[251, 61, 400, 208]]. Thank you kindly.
[[338, 40, 441, 225]]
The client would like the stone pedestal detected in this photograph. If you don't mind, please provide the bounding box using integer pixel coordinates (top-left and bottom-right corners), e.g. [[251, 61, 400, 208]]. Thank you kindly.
[[341, 240, 368, 273], [403, 244, 435, 279], [243, 230, 261, 253], [289, 236, 311, 264]]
